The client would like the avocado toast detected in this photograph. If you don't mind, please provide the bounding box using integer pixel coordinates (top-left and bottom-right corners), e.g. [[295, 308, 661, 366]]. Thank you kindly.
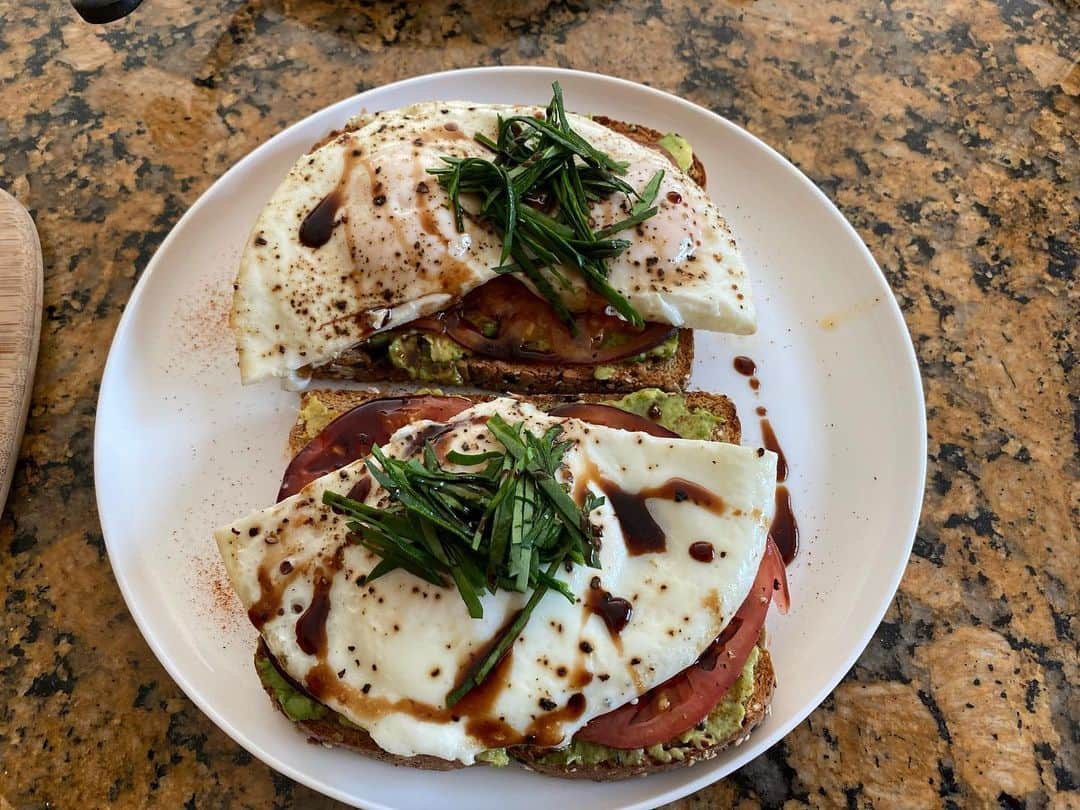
[[311, 122, 704, 393], [237, 388, 778, 779], [231, 86, 757, 392]]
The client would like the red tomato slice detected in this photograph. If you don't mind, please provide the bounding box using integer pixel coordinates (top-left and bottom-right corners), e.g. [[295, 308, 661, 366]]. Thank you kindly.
[[414, 275, 677, 365], [277, 395, 473, 501], [575, 538, 788, 749], [548, 403, 680, 439]]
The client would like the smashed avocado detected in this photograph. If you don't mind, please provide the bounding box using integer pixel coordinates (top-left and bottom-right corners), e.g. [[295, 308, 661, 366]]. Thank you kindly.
[[256, 656, 327, 723], [592, 333, 680, 379], [642, 332, 679, 361], [388, 333, 469, 385], [532, 647, 758, 768], [656, 133, 694, 173], [298, 395, 336, 441], [605, 388, 721, 440], [476, 748, 510, 766]]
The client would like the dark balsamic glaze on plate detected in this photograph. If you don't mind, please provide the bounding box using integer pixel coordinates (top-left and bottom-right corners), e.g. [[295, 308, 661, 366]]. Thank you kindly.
[[771, 486, 799, 566], [757, 414, 799, 565], [759, 418, 789, 482], [731, 356, 799, 566], [733, 355, 756, 376]]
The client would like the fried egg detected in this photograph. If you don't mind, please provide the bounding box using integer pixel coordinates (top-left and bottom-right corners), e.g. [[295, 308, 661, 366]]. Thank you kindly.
[[215, 399, 776, 762], [232, 102, 756, 384]]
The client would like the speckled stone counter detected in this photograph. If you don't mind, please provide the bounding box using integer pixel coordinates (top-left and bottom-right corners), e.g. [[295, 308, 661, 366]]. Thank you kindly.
[[1, 0, 1076, 807]]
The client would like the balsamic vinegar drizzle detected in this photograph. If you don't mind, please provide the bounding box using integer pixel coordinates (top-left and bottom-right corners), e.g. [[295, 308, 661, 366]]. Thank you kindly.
[[585, 577, 633, 636], [689, 541, 715, 562], [733, 355, 800, 565], [771, 486, 799, 566], [298, 190, 344, 249], [298, 149, 360, 249], [733, 355, 756, 376], [596, 477, 726, 556], [759, 418, 789, 482], [295, 574, 333, 656]]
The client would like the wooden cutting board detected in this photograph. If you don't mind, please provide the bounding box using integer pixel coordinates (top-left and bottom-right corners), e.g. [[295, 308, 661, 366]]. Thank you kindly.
[[0, 188, 42, 512]]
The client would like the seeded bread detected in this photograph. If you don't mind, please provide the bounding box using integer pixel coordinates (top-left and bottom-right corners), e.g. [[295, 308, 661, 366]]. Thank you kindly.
[[255, 639, 772, 779], [288, 387, 740, 458], [310, 115, 706, 393]]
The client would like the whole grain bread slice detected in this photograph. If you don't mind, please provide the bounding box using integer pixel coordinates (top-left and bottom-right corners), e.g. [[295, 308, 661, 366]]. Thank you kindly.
[[288, 387, 739, 456], [311, 114, 705, 393], [315, 328, 693, 394], [590, 116, 707, 189], [255, 639, 772, 778]]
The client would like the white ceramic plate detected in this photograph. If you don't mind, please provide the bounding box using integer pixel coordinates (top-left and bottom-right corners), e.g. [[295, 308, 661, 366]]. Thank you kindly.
[[96, 67, 926, 810]]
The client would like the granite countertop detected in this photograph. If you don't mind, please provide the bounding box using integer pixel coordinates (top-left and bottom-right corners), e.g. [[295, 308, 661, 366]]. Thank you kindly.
[[1, 0, 1076, 806]]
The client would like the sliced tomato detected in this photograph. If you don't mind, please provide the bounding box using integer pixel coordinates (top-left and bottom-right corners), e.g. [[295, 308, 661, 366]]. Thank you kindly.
[[413, 275, 676, 365], [277, 395, 473, 501], [575, 538, 788, 749], [548, 403, 679, 439]]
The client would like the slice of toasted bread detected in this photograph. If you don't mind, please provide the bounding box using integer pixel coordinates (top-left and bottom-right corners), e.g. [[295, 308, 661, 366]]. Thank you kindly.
[[255, 639, 771, 778], [315, 328, 693, 394], [268, 388, 763, 779], [311, 115, 704, 393], [289, 387, 739, 457]]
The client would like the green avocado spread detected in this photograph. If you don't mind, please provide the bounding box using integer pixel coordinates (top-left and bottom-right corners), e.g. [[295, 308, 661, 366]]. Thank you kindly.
[[256, 656, 326, 723], [592, 332, 680, 380], [297, 396, 335, 440], [369, 323, 680, 383], [656, 133, 694, 173], [605, 388, 721, 440], [387, 333, 468, 385]]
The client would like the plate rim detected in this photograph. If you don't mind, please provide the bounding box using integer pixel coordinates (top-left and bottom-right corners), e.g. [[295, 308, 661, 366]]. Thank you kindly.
[[95, 64, 927, 809]]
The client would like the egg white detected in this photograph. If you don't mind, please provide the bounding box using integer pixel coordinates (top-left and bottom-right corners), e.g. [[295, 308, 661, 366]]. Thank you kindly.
[[232, 102, 756, 384], [215, 399, 776, 763]]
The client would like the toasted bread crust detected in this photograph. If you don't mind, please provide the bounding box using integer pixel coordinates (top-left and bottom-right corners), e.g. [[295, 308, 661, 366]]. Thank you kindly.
[[255, 640, 771, 779], [590, 116, 707, 190], [309, 114, 704, 393]]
